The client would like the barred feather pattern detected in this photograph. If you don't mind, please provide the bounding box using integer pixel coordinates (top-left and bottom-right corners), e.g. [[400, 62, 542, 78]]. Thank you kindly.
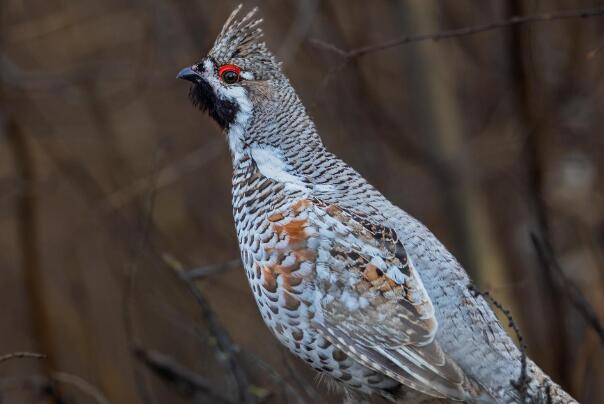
[[207, 6, 579, 404]]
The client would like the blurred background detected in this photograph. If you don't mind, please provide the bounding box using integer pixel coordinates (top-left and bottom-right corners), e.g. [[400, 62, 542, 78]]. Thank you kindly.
[[0, 0, 603, 403]]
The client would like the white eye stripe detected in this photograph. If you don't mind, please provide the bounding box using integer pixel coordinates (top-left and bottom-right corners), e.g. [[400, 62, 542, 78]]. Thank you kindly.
[[202, 59, 214, 74], [198, 58, 252, 162], [203, 58, 253, 81]]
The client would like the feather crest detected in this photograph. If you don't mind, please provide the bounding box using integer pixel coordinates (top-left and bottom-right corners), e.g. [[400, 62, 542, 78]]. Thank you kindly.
[[209, 5, 281, 79]]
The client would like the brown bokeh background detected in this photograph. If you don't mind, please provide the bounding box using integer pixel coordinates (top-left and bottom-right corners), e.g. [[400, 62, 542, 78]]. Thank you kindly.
[[0, 0, 603, 403]]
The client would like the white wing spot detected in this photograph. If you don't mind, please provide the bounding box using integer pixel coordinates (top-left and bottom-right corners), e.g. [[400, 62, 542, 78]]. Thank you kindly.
[[251, 147, 308, 191]]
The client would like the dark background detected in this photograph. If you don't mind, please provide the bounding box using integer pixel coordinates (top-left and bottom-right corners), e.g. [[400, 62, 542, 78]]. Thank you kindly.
[[0, 0, 603, 403]]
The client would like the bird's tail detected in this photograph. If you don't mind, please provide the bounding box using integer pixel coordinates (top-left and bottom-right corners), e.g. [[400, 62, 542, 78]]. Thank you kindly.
[[518, 360, 577, 404], [387, 359, 577, 404], [387, 377, 493, 404], [467, 359, 577, 403]]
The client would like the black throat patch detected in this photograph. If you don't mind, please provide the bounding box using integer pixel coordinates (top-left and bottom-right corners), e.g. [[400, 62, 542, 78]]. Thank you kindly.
[[189, 79, 240, 129]]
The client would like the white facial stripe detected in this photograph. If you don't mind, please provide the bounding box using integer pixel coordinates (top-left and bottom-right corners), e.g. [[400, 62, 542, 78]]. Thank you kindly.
[[202, 59, 220, 86], [227, 90, 252, 161], [201, 59, 252, 161]]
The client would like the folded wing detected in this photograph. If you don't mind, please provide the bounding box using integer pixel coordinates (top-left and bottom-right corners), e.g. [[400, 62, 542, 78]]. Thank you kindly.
[[256, 197, 483, 400]]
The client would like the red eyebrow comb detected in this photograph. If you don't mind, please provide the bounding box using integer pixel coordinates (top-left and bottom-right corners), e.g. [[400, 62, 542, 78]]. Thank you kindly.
[[218, 64, 241, 77]]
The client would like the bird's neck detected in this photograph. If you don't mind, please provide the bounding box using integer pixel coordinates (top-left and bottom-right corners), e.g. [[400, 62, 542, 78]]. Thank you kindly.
[[227, 79, 324, 166]]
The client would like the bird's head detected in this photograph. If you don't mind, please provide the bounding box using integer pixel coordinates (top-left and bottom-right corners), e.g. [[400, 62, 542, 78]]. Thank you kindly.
[[177, 5, 282, 130]]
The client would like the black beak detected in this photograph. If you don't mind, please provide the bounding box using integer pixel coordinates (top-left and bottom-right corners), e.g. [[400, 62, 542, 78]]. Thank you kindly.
[[177, 66, 200, 82]]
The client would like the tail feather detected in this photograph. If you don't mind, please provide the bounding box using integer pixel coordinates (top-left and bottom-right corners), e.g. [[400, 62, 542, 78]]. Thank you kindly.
[[520, 360, 577, 404]]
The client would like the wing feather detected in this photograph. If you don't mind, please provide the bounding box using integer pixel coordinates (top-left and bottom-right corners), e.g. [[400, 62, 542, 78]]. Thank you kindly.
[[257, 198, 483, 400], [307, 198, 472, 400]]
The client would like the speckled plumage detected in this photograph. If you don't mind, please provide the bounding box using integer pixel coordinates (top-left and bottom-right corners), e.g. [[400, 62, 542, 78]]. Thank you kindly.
[[178, 6, 577, 403]]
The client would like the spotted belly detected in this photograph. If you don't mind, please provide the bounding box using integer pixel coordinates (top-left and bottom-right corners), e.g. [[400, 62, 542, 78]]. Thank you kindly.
[[233, 168, 400, 396], [243, 257, 399, 397]]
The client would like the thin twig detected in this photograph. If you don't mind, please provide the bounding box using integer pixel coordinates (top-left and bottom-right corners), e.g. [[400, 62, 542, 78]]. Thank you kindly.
[[121, 142, 163, 404], [0, 352, 46, 364], [163, 257, 255, 404], [241, 350, 308, 404], [281, 350, 323, 404], [103, 141, 223, 210], [182, 259, 241, 280], [134, 347, 233, 404], [52, 372, 111, 404], [468, 284, 530, 402], [311, 6, 604, 59], [2, 115, 60, 401], [531, 234, 604, 344], [586, 42, 604, 60], [0, 372, 109, 404], [182, 278, 255, 403]]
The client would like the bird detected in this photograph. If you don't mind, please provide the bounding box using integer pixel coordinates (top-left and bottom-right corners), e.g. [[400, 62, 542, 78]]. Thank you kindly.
[[177, 6, 577, 404]]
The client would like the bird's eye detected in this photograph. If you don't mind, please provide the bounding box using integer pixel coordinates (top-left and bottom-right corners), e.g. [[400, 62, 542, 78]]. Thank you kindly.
[[218, 64, 241, 84]]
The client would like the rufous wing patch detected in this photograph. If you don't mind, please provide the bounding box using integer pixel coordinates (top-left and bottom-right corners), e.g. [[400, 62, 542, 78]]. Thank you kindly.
[[267, 212, 284, 222], [273, 219, 308, 246], [291, 198, 312, 215]]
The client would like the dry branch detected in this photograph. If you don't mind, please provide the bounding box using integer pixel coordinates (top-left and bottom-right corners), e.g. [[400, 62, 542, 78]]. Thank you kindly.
[[531, 234, 604, 345], [135, 347, 233, 404], [0, 372, 109, 404], [182, 258, 241, 280], [163, 256, 256, 404], [311, 5, 604, 59], [52, 372, 111, 404], [0, 352, 46, 364], [104, 141, 224, 210], [180, 276, 255, 403]]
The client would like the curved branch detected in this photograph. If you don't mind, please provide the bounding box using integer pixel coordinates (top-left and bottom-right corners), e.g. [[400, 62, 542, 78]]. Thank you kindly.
[[311, 6, 604, 59], [0, 352, 46, 364]]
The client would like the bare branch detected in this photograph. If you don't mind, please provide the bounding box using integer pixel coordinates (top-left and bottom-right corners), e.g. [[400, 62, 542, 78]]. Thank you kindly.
[[163, 256, 256, 404], [134, 347, 233, 404], [0, 51, 137, 91], [531, 234, 604, 344], [0, 372, 109, 404], [52, 372, 111, 404], [103, 141, 224, 210], [182, 259, 241, 280], [120, 140, 163, 404], [2, 114, 58, 395], [241, 350, 309, 404], [281, 351, 323, 404], [0, 352, 46, 364], [182, 278, 255, 403], [311, 6, 604, 59]]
